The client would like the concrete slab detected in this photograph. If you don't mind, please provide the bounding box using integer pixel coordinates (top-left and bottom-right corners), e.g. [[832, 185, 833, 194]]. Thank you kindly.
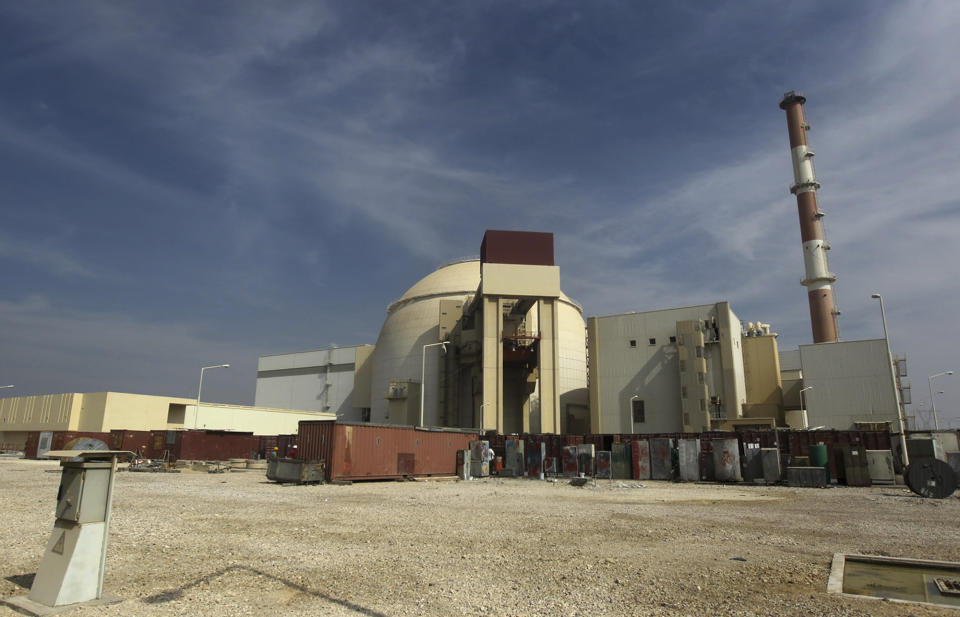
[[1, 593, 123, 616], [761, 448, 780, 484], [649, 438, 673, 481], [787, 466, 828, 488], [677, 439, 699, 482], [712, 439, 742, 482]]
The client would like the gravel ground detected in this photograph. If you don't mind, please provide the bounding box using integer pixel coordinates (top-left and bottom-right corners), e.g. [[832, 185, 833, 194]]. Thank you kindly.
[[2, 456, 959, 617]]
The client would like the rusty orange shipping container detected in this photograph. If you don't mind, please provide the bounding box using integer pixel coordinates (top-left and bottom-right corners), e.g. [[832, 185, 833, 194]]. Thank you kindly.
[[297, 421, 478, 482]]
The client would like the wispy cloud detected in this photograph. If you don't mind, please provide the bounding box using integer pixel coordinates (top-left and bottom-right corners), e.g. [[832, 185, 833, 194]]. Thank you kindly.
[[0, 234, 96, 278], [0, 2, 958, 421]]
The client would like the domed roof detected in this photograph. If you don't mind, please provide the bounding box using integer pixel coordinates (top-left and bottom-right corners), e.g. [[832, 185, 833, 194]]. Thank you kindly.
[[387, 258, 582, 314], [396, 259, 480, 304]]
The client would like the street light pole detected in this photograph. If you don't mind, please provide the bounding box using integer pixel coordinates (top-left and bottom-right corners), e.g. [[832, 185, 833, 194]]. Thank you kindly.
[[630, 394, 642, 432], [799, 386, 813, 427], [196, 364, 230, 429], [872, 294, 909, 467], [928, 371, 954, 431], [419, 342, 447, 428]]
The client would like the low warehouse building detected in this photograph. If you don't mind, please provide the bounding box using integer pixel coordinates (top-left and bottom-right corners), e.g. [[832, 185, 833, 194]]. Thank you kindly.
[[0, 391, 334, 451]]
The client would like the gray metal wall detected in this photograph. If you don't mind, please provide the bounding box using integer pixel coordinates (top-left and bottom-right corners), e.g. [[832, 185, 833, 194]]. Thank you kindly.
[[254, 346, 367, 421], [799, 339, 898, 429]]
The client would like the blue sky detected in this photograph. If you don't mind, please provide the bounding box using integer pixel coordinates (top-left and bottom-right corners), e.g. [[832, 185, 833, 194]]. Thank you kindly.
[[2, 2, 959, 427]]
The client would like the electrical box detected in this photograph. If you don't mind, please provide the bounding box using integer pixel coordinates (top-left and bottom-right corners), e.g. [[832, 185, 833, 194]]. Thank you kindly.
[[55, 464, 111, 523], [1, 450, 133, 615]]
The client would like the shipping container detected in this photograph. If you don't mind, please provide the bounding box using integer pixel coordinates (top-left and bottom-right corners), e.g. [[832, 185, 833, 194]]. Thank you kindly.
[[175, 430, 258, 462], [109, 430, 153, 455], [298, 422, 478, 482], [24, 431, 112, 459]]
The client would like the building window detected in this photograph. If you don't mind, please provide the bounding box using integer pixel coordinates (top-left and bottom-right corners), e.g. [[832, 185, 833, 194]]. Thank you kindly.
[[677, 334, 684, 345], [695, 345, 703, 358], [167, 404, 187, 424], [697, 372, 705, 384], [699, 399, 706, 412], [679, 360, 686, 372], [361, 407, 371, 422], [681, 386, 688, 399], [669, 336, 676, 343], [648, 338, 656, 346], [629, 339, 637, 348], [632, 399, 645, 424]]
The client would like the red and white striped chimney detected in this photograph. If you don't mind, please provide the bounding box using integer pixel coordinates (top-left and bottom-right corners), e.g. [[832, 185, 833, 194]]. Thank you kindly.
[[779, 91, 839, 343]]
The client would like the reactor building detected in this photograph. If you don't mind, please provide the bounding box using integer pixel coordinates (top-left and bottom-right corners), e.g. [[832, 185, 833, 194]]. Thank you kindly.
[[256, 230, 590, 434]]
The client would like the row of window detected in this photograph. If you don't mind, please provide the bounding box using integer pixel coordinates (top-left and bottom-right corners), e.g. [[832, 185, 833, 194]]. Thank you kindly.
[[628, 335, 678, 348]]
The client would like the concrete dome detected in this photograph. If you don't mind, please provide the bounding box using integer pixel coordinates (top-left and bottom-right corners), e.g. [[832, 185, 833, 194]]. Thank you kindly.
[[387, 259, 481, 313], [369, 259, 588, 428]]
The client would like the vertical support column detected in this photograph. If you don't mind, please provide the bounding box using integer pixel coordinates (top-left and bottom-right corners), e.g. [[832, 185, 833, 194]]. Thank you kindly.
[[481, 297, 503, 432], [587, 317, 602, 433], [538, 298, 561, 434], [717, 303, 745, 420]]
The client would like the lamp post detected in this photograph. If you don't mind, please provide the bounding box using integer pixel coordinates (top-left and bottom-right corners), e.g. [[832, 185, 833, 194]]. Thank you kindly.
[[871, 293, 909, 466], [0, 385, 13, 390], [799, 386, 813, 427], [196, 364, 230, 429], [419, 342, 447, 427], [630, 394, 643, 432], [928, 371, 954, 431], [478, 402, 490, 431]]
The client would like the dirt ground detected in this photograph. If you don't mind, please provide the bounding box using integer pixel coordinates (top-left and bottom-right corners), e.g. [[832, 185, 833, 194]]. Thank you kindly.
[[1, 456, 959, 617]]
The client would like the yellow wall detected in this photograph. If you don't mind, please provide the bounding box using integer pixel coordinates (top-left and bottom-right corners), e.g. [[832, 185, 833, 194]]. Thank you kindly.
[[192, 403, 335, 435], [352, 345, 375, 408], [102, 392, 195, 431], [0, 391, 335, 437], [76, 391, 108, 431], [0, 393, 80, 432], [741, 335, 784, 424], [0, 431, 31, 451], [480, 263, 560, 297]]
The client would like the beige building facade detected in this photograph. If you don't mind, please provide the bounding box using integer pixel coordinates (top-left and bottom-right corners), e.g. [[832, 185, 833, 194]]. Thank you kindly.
[[351, 231, 590, 434], [739, 324, 785, 426], [0, 391, 335, 451], [588, 302, 749, 434]]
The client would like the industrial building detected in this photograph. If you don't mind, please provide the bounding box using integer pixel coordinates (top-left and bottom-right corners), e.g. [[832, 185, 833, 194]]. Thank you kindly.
[[588, 302, 788, 434], [779, 341, 903, 430], [254, 344, 374, 422], [0, 391, 334, 451], [257, 231, 590, 435], [775, 91, 908, 434]]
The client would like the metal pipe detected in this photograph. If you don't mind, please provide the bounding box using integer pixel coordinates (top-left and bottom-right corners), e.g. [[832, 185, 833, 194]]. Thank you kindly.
[[780, 92, 839, 343], [871, 294, 908, 466]]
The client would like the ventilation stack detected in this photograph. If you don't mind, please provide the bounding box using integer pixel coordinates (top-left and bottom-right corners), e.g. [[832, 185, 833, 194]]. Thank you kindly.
[[779, 91, 839, 343]]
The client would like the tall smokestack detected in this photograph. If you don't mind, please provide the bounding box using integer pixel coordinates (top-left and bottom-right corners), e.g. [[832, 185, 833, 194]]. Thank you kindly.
[[779, 91, 839, 343]]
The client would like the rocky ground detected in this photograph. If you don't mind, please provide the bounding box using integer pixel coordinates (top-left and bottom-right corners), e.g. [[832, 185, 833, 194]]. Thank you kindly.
[[1, 456, 959, 617]]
